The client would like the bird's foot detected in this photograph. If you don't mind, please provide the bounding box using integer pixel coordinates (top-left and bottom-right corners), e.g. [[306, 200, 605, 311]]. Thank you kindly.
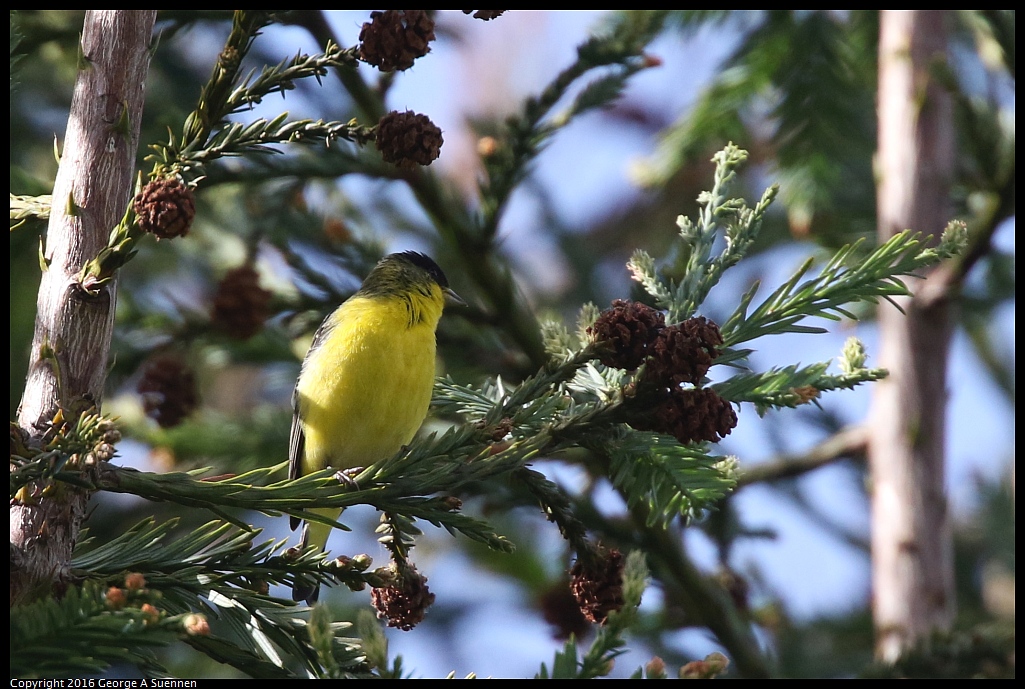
[[333, 467, 364, 490]]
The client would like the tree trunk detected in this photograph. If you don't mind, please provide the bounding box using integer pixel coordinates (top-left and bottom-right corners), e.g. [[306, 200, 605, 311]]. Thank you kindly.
[[870, 9, 955, 662], [10, 10, 156, 607]]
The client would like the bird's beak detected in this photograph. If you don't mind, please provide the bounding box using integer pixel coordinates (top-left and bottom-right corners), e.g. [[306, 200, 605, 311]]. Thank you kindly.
[[444, 287, 466, 308]]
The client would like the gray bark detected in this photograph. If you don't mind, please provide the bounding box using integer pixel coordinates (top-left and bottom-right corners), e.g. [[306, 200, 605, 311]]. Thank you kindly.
[[870, 9, 956, 662], [11, 10, 156, 606]]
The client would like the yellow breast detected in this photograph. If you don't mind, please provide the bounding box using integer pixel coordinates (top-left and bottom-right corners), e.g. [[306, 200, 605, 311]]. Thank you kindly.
[[295, 293, 439, 475]]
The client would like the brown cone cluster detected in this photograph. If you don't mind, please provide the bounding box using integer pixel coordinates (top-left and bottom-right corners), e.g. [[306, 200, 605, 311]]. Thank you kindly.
[[359, 10, 435, 72], [462, 10, 507, 20], [539, 580, 590, 640], [642, 316, 723, 386], [134, 177, 195, 240], [569, 547, 625, 625], [631, 386, 737, 444], [137, 353, 198, 428], [370, 563, 436, 631], [211, 265, 273, 340], [588, 299, 665, 370], [589, 301, 737, 444], [375, 110, 444, 168]]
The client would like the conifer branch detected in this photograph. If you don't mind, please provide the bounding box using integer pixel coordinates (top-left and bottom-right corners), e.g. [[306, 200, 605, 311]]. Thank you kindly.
[[74, 13, 368, 296], [515, 467, 593, 556], [150, 12, 361, 180], [10, 192, 52, 227], [628, 144, 778, 324], [170, 116, 375, 172], [11, 579, 196, 678], [719, 225, 966, 349], [479, 12, 668, 237], [65, 517, 371, 678], [713, 360, 887, 416], [594, 431, 738, 528]]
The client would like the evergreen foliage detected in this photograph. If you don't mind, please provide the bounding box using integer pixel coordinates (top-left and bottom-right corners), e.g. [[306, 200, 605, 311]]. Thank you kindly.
[[9, 9, 1012, 680]]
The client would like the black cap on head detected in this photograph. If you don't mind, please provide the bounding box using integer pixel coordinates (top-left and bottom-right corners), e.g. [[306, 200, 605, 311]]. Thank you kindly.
[[393, 250, 449, 288]]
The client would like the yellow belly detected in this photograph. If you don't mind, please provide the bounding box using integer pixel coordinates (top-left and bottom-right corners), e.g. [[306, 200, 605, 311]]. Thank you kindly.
[[295, 296, 437, 476]]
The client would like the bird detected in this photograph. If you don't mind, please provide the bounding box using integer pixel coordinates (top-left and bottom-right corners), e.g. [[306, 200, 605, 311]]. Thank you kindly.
[[288, 251, 460, 603]]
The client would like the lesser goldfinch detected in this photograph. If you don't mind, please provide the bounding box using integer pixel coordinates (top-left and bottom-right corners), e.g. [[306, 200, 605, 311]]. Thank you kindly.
[[289, 251, 459, 603]]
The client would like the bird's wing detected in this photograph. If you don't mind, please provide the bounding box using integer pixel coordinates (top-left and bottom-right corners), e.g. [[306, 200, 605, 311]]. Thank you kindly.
[[288, 314, 337, 531], [288, 384, 305, 532]]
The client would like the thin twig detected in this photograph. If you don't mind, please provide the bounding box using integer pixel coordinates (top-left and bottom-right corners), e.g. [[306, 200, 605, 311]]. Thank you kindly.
[[736, 425, 868, 488]]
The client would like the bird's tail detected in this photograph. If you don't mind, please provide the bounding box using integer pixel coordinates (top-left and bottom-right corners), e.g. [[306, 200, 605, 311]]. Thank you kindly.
[[290, 508, 340, 604], [291, 521, 320, 604]]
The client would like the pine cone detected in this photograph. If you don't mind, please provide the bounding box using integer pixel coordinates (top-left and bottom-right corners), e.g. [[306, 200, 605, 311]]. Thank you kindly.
[[462, 10, 507, 20], [359, 10, 435, 72], [630, 387, 737, 444], [134, 177, 195, 240], [588, 300, 665, 371], [539, 581, 590, 640], [569, 547, 625, 625], [211, 265, 272, 340], [643, 316, 723, 386], [375, 110, 444, 168], [137, 353, 198, 428], [370, 563, 436, 631]]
